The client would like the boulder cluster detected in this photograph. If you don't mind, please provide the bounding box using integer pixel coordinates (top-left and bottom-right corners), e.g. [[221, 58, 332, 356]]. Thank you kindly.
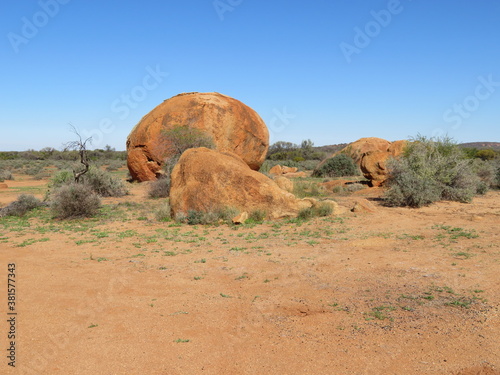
[[126, 92, 338, 220]]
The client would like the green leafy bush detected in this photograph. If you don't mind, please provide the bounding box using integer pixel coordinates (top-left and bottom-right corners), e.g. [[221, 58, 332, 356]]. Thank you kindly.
[[155, 125, 216, 189], [0, 170, 14, 181], [312, 154, 359, 178], [0, 194, 44, 217], [80, 167, 128, 197], [51, 183, 101, 219], [384, 136, 485, 207]]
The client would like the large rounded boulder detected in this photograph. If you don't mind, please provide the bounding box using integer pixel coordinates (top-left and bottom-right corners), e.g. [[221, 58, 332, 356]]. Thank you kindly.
[[170, 148, 320, 220], [126, 92, 269, 181]]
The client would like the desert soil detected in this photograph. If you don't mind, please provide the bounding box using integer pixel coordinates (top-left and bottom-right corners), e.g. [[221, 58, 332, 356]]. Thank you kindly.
[[0, 177, 499, 375]]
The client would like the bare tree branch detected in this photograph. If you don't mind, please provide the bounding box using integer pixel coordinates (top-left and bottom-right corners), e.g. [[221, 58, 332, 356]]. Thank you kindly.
[[64, 124, 92, 183]]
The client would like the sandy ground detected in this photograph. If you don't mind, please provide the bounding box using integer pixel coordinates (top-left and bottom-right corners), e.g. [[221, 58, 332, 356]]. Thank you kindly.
[[0, 179, 499, 374]]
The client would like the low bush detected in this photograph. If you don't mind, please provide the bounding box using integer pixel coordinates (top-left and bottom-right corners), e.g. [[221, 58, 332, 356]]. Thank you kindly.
[[24, 164, 45, 176], [148, 177, 170, 198], [297, 202, 333, 220], [155, 202, 172, 222], [0, 194, 44, 217], [248, 209, 267, 223], [495, 159, 500, 188], [0, 170, 14, 181], [312, 154, 359, 178], [384, 136, 486, 207], [81, 167, 128, 197], [105, 160, 124, 171], [51, 183, 101, 219], [48, 168, 128, 198], [293, 180, 325, 198]]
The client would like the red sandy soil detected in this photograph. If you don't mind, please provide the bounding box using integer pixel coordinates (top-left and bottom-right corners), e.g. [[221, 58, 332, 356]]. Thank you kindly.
[[0, 179, 499, 375]]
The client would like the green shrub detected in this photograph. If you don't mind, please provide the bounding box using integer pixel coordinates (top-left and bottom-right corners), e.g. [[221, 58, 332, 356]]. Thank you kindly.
[[248, 209, 267, 223], [148, 177, 170, 198], [384, 136, 485, 207], [476, 149, 496, 161], [51, 183, 101, 219], [297, 202, 333, 221], [495, 159, 500, 188], [298, 207, 315, 220], [0, 194, 44, 217], [33, 171, 51, 180], [0, 170, 14, 181], [48, 167, 127, 198], [24, 164, 44, 176], [105, 160, 124, 171], [80, 167, 128, 197], [312, 154, 359, 177], [160, 125, 215, 156], [293, 181, 325, 198]]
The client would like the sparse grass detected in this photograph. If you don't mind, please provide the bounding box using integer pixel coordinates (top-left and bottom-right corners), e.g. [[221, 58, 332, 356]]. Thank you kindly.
[[365, 305, 396, 321], [177, 207, 238, 225], [155, 202, 172, 222]]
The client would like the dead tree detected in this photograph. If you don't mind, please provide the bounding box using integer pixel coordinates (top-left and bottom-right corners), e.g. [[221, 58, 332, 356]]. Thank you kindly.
[[64, 125, 92, 183]]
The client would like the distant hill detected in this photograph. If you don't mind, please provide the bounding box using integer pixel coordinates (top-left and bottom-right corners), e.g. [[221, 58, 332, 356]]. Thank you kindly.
[[313, 143, 349, 155], [458, 142, 500, 151]]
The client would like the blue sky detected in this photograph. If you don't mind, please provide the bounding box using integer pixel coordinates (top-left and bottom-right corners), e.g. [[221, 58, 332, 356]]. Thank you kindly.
[[1, 0, 499, 151]]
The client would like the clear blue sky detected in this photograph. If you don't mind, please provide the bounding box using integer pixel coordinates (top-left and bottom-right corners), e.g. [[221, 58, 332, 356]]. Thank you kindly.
[[1, 0, 499, 151]]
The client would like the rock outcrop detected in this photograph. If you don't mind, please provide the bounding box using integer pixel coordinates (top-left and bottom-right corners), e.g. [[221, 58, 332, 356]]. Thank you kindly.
[[360, 140, 407, 186], [169, 148, 324, 220], [126, 92, 269, 181], [317, 137, 407, 187], [338, 137, 392, 165]]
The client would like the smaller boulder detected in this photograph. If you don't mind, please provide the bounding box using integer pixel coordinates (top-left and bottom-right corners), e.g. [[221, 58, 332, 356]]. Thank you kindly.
[[282, 166, 298, 174], [232, 212, 249, 224], [169, 148, 316, 220], [274, 176, 294, 193], [268, 165, 283, 176], [351, 199, 377, 213]]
